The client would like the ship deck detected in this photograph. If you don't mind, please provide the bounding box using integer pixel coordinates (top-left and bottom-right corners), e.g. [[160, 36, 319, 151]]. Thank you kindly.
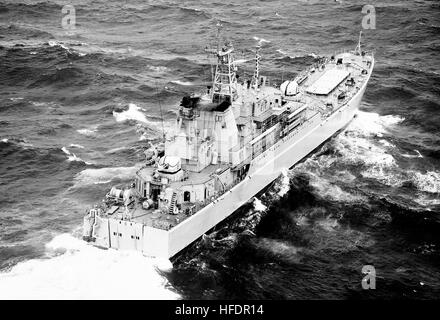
[[99, 52, 373, 232], [296, 52, 371, 110], [111, 204, 189, 230], [105, 163, 231, 230]]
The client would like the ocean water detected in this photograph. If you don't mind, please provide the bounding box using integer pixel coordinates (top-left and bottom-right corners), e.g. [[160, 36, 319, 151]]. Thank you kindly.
[[0, 0, 439, 299]]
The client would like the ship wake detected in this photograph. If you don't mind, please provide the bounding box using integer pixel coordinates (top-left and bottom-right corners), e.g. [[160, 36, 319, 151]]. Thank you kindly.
[[0, 234, 180, 300]]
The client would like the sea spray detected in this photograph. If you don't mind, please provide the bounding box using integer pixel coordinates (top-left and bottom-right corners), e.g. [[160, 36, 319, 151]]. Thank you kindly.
[[0, 234, 180, 300]]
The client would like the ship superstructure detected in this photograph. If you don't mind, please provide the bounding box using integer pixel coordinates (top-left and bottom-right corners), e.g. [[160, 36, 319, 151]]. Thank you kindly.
[[83, 33, 374, 258]]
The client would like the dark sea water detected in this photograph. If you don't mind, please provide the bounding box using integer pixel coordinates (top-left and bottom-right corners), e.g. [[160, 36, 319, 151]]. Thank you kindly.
[[0, 0, 439, 299]]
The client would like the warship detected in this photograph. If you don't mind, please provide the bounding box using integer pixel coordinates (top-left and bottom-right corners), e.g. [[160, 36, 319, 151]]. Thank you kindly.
[[82, 31, 374, 258]]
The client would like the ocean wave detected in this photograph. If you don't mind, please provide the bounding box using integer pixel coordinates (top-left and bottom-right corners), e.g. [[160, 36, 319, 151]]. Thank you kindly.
[[147, 65, 169, 73], [291, 110, 423, 195], [112, 103, 174, 140], [0, 23, 54, 40], [360, 166, 405, 187], [335, 134, 397, 167], [253, 197, 267, 212], [69, 144, 85, 149], [74, 165, 140, 187], [136, 2, 211, 19], [0, 1, 61, 14], [347, 111, 404, 138], [410, 171, 440, 194], [0, 137, 34, 149], [0, 234, 179, 299], [277, 168, 290, 197], [47, 40, 69, 51], [253, 36, 271, 46], [308, 173, 366, 203], [316, 216, 340, 232], [105, 146, 129, 154], [256, 238, 301, 262], [29, 66, 87, 88], [326, 111, 406, 187], [171, 80, 194, 86], [401, 150, 423, 158], [276, 49, 287, 55], [414, 195, 440, 207], [113, 103, 151, 124], [77, 126, 98, 137], [61, 147, 91, 165]]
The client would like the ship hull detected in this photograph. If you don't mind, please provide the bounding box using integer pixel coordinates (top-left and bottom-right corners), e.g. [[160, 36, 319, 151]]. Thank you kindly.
[[90, 68, 371, 258]]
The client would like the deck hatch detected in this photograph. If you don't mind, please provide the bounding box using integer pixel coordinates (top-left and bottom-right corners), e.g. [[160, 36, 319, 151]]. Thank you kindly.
[[306, 69, 350, 95]]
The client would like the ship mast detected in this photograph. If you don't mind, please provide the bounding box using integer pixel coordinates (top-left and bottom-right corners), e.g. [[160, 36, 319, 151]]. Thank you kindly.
[[205, 22, 238, 104], [252, 44, 261, 89], [355, 30, 362, 55]]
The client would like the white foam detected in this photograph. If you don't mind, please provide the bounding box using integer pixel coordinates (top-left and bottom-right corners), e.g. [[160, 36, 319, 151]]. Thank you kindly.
[[414, 195, 440, 207], [77, 127, 98, 137], [69, 144, 85, 149], [1, 138, 8, 143], [410, 171, 440, 194], [378, 139, 395, 148], [292, 111, 408, 189], [401, 150, 423, 158], [294, 215, 310, 227], [361, 166, 404, 187], [309, 173, 365, 202], [0, 234, 179, 300], [347, 111, 404, 137], [61, 147, 91, 165], [113, 103, 150, 124], [233, 59, 249, 65], [48, 40, 70, 51], [335, 134, 397, 167], [253, 197, 267, 212], [329, 112, 403, 185], [105, 146, 128, 154], [171, 80, 193, 86], [277, 168, 290, 197], [316, 216, 340, 232], [257, 238, 300, 260], [253, 36, 271, 45], [148, 66, 168, 73], [276, 49, 287, 55], [74, 165, 140, 186]]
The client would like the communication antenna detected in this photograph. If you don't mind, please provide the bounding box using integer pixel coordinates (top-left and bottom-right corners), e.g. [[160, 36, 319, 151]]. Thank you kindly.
[[355, 30, 362, 54], [252, 44, 261, 89], [217, 21, 223, 50], [154, 82, 166, 141], [205, 21, 223, 90]]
